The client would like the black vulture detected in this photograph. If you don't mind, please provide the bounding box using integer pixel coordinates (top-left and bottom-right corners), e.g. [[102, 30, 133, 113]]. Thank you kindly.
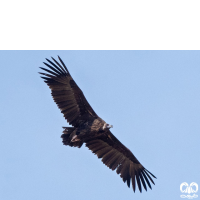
[[39, 56, 156, 192]]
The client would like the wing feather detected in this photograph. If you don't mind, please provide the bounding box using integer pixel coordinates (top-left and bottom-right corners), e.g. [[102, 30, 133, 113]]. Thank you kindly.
[[143, 169, 155, 185], [44, 59, 64, 75], [135, 170, 142, 192], [141, 170, 152, 189], [139, 169, 147, 191], [102, 149, 116, 164], [96, 147, 113, 158], [105, 151, 119, 167]]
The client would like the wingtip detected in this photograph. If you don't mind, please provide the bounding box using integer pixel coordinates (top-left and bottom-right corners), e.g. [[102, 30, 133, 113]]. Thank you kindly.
[[145, 169, 157, 179], [57, 55, 62, 62]]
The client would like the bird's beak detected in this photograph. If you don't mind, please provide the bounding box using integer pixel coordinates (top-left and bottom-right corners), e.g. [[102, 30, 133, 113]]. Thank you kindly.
[[108, 125, 113, 128]]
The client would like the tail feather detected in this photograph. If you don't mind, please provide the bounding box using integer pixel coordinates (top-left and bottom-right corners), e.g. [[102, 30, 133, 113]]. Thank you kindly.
[[61, 127, 83, 148]]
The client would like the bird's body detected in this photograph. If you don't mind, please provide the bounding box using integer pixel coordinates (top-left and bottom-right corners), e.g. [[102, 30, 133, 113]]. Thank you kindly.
[[62, 117, 107, 147], [39, 56, 156, 193]]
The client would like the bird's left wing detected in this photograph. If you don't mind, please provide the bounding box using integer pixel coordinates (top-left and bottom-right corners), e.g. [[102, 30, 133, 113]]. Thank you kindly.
[[85, 130, 156, 192], [39, 56, 98, 127]]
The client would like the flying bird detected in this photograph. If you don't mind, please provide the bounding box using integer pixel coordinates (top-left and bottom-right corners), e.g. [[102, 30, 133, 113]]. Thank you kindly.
[[39, 56, 156, 192]]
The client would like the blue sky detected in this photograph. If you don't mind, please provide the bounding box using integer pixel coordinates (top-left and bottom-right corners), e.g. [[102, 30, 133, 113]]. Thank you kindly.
[[0, 51, 200, 200]]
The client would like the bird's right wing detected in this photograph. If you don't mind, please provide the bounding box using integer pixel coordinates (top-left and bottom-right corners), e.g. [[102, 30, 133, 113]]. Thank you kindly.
[[39, 56, 98, 127], [85, 130, 156, 192]]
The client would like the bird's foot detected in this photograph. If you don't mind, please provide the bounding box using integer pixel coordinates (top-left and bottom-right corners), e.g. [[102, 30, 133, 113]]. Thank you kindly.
[[71, 135, 80, 142]]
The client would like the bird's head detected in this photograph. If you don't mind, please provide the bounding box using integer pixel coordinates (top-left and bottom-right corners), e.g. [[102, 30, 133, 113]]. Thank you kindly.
[[103, 123, 113, 130]]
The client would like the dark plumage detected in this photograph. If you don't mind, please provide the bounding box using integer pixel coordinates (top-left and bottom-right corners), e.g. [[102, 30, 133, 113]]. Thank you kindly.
[[39, 56, 156, 192]]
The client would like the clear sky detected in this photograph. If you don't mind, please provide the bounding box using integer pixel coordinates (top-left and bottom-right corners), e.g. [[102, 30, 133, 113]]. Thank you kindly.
[[1, 51, 200, 200]]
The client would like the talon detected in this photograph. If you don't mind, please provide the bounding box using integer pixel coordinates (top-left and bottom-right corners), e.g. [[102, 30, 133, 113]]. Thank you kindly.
[[71, 135, 80, 142]]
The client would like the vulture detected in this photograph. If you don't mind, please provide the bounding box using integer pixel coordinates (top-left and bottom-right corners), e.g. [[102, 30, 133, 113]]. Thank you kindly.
[[39, 56, 156, 192]]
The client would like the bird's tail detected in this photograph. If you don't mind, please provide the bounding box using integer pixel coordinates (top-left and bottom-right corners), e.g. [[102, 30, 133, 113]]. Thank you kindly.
[[61, 127, 83, 148]]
